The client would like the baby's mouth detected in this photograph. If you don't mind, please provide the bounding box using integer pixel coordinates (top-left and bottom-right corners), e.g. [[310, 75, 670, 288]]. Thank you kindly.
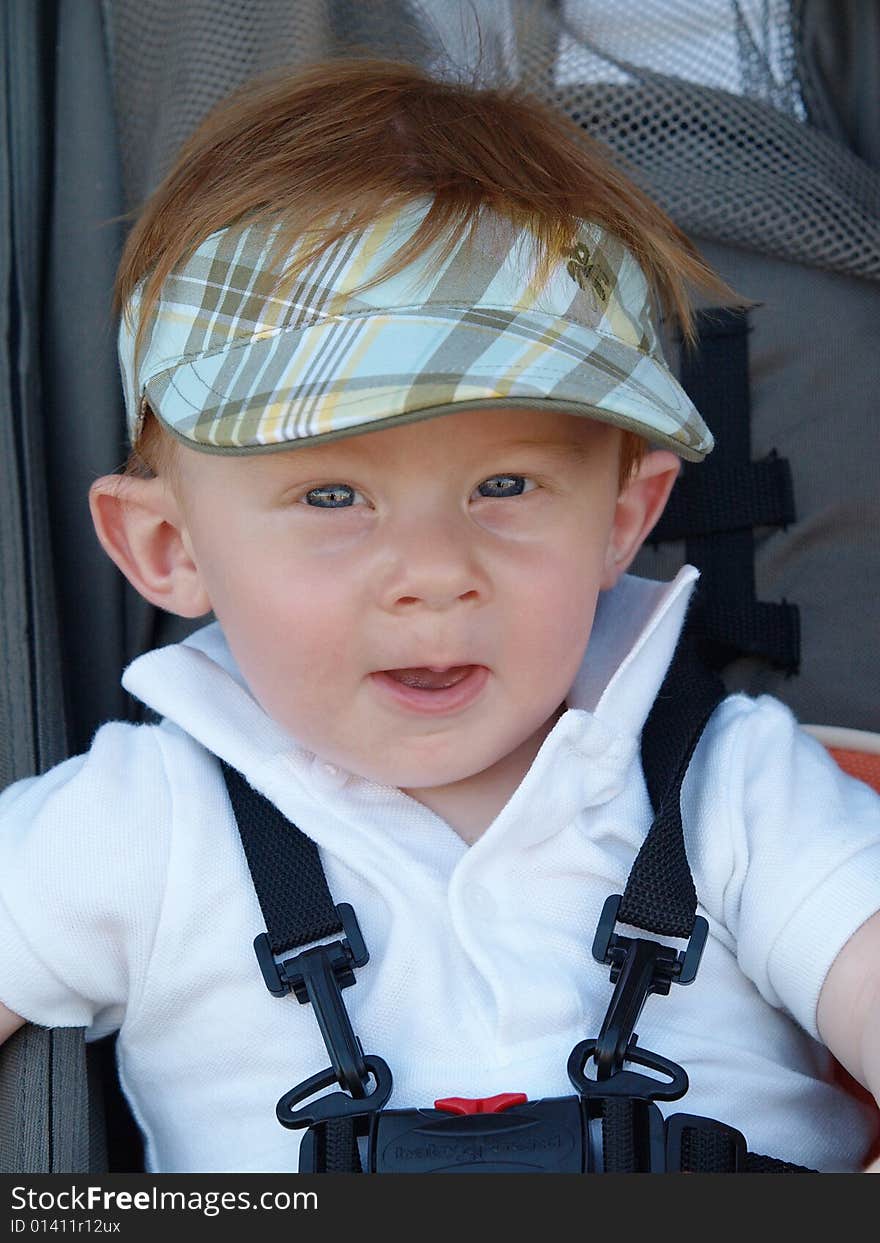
[[383, 666, 474, 690]]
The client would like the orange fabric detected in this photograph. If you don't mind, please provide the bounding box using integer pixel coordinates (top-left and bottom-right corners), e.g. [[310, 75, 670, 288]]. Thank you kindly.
[[825, 743, 880, 1166], [831, 1062, 880, 1168], [827, 747, 880, 794]]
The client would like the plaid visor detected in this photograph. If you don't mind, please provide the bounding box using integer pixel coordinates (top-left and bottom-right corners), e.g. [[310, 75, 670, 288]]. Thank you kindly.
[[118, 198, 713, 461]]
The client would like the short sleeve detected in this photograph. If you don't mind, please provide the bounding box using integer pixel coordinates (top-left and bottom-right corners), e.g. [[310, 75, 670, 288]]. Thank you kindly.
[[684, 695, 880, 1040], [0, 722, 172, 1040]]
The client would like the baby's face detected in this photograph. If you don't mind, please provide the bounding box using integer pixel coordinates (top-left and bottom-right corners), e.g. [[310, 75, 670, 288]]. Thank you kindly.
[[172, 407, 623, 792]]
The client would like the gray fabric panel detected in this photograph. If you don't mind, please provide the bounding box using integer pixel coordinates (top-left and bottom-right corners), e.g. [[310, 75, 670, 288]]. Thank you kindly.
[[43, 0, 139, 756], [633, 237, 880, 731], [13, 0, 208, 762], [0, 0, 113, 1179], [9, 0, 68, 779], [794, 0, 880, 172], [50, 1028, 99, 1174], [0, 1026, 96, 1173], [1, 0, 67, 785], [43, 0, 202, 755], [0, 0, 66, 1180], [0, 1026, 50, 1173], [0, 21, 35, 791], [86, 1043, 109, 1173]]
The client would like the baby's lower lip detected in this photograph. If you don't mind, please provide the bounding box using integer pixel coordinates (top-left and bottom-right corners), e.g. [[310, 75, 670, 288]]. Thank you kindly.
[[370, 665, 489, 715]]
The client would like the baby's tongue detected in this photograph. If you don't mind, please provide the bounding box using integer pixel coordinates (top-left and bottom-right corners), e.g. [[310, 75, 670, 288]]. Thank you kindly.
[[386, 666, 471, 690]]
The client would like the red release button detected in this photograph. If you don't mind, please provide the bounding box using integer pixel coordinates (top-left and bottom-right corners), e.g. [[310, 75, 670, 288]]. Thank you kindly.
[[433, 1092, 528, 1116]]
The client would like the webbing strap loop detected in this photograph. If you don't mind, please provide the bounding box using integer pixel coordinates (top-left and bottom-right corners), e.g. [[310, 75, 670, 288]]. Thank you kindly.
[[653, 452, 795, 540], [654, 306, 801, 674]]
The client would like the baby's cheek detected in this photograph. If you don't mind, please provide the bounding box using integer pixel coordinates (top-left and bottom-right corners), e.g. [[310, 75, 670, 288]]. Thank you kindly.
[[300, 625, 353, 674], [531, 572, 598, 647]]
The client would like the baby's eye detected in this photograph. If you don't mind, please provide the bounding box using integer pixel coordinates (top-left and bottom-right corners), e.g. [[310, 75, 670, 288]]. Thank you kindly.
[[473, 474, 535, 499], [302, 483, 363, 508]]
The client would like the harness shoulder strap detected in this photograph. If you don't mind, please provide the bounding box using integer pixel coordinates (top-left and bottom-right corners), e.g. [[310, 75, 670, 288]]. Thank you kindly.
[[625, 629, 727, 937], [221, 762, 341, 953], [220, 762, 362, 1173]]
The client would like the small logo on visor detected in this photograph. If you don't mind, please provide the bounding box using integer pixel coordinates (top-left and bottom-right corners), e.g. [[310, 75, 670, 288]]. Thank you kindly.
[[566, 242, 611, 307]]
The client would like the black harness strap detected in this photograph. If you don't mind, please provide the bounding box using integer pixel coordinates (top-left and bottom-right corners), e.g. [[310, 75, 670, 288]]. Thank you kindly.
[[309, 1113, 361, 1175], [221, 762, 341, 953], [620, 632, 727, 938], [669, 1116, 813, 1173], [219, 761, 363, 1173], [600, 1098, 639, 1173], [651, 307, 800, 675], [745, 1153, 816, 1173], [628, 633, 813, 1172], [673, 1117, 746, 1173]]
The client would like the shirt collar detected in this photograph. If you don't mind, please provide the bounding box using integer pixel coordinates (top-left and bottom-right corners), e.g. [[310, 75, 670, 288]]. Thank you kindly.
[[569, 565, 700, 730]]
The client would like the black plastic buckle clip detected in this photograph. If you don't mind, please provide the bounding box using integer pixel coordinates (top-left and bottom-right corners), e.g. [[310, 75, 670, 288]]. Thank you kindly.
[[589, 894, 708, 1080], [567, 1031, 690, 1171], [277, 1055, 394, 1132], [254, 902, 370, 1096], [567, 1038, 689, 1103]]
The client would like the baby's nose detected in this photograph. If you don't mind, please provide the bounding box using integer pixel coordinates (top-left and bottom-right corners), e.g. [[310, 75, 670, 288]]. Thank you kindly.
[[379, 516, 489, 613]]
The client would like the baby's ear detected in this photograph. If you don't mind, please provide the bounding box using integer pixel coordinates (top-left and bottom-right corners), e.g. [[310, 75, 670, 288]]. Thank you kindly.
[[88, 475, 212, 617], [601, 450, 681, 588]]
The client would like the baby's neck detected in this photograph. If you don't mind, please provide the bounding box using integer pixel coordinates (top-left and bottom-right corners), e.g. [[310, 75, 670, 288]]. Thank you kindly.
[[401, 706, 566, 845]]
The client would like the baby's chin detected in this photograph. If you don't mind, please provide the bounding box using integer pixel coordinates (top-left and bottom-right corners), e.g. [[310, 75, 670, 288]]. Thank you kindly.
[[317, 743, 512, 794], [308, 709, 567, 793], [349, 737, 545, 798], [356, 757, 496, 794]]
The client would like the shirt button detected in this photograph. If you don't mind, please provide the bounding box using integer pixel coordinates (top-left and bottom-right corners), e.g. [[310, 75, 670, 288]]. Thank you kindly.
[[465, 883, 496, 918], [309, 758, 347, 791]]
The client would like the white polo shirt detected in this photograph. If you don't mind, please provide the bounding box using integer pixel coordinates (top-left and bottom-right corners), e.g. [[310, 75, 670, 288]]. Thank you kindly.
[[1, 566, 879, 1172]]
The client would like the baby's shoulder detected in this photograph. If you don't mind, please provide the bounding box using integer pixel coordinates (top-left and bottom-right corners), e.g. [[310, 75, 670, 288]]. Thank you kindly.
[[690, 688, 880, 824], [0, 719, 219, 1032], [0, 716, 214, 848], [698, 689, 824, 765]]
